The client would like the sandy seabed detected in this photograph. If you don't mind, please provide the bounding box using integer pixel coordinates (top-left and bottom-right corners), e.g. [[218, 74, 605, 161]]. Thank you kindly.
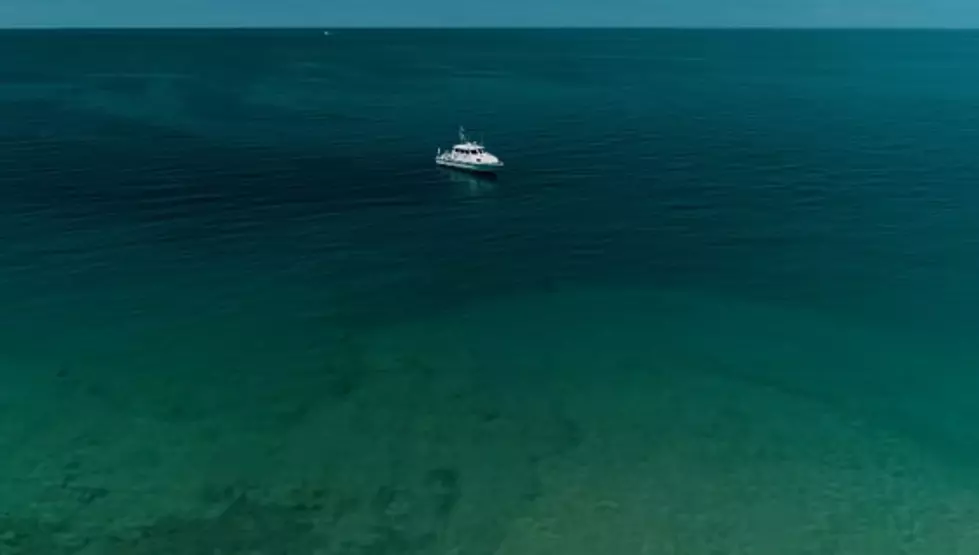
[[3, 285, 979, 554]]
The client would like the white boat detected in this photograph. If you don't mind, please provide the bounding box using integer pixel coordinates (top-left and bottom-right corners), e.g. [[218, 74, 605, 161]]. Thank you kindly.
[[435, 127, 504, 174]]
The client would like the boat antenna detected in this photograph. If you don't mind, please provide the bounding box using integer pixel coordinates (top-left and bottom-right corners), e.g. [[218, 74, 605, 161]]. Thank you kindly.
[[459, 126, 466, 143]]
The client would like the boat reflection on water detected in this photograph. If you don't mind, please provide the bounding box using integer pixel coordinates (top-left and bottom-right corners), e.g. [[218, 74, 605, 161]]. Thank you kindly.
[[440, 168, 498, 197]]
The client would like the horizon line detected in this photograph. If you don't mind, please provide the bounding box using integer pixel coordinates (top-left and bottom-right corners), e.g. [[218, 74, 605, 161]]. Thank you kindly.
[[3, 24, 979, 31]]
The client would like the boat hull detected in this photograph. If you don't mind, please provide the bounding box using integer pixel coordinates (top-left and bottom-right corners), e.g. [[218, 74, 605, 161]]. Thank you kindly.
[[435, 157, 504, 174]]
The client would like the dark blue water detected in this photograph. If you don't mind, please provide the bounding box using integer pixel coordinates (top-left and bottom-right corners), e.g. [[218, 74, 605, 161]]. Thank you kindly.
[[4, 30, 979, 333], [4, 29, 979, 553]]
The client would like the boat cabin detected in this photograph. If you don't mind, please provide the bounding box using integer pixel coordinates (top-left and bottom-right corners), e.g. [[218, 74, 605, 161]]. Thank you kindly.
[[453, 144, 486, 156]]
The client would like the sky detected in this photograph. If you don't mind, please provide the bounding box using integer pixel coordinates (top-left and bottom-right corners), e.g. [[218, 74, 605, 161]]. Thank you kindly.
[[0, 0, 977, 28]]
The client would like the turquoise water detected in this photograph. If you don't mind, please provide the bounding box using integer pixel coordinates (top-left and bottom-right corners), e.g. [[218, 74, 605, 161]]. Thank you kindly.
[[3, 29, 979, 553]]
